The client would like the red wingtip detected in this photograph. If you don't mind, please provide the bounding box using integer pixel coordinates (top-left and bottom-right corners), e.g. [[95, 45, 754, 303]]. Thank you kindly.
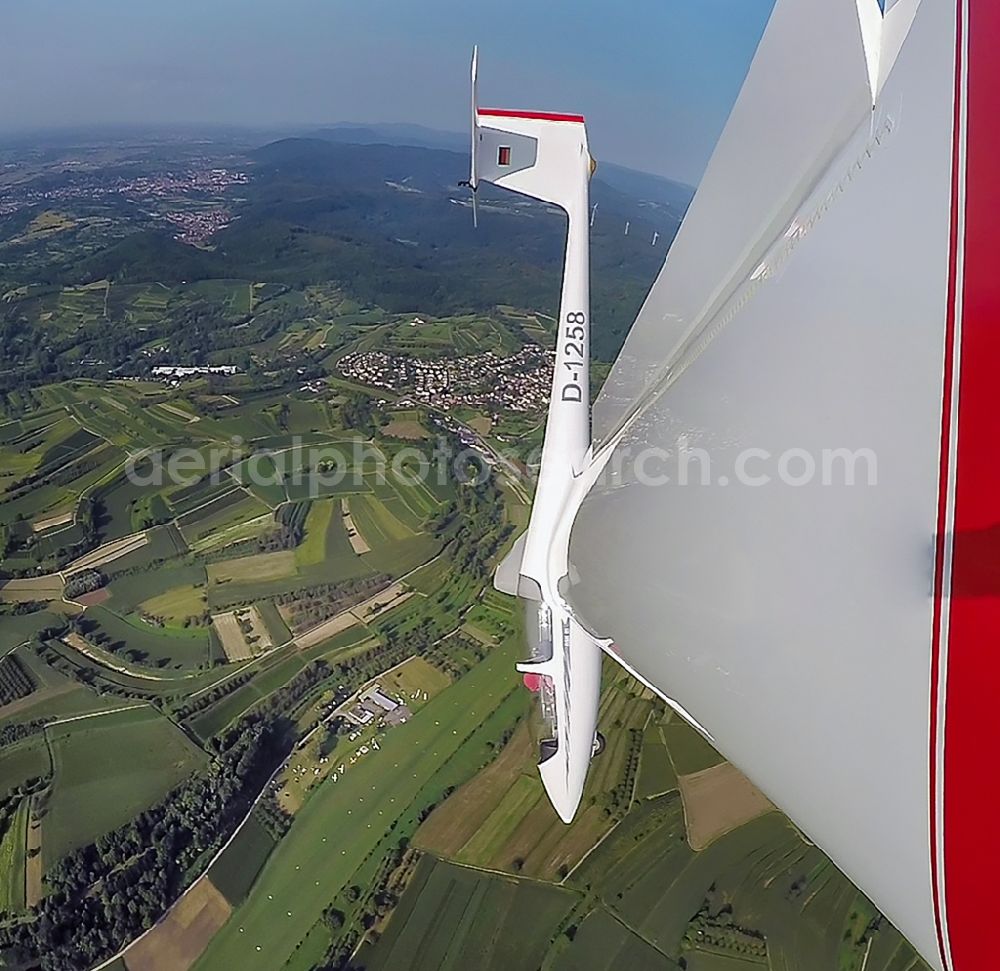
[[478, 108, 585, 124]]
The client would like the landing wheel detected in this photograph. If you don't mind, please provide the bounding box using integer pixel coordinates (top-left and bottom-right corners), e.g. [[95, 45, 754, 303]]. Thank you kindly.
[[592, 731, 606, 757]]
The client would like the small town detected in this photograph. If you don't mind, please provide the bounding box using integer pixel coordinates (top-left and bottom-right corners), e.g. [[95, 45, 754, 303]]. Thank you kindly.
[[0, 166, 248, 218], [337, 343, 553, 413]]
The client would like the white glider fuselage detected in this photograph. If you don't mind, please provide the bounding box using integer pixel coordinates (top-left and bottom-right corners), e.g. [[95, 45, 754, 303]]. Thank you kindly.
[[471, 50, 604, 822]]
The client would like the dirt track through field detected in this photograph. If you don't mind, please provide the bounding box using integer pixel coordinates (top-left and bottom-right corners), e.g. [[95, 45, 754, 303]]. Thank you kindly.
[[64, 531, 148, 573], [294, 608, 359, 650], [32, 511, 74, 533], [61, 633, 171, 681]]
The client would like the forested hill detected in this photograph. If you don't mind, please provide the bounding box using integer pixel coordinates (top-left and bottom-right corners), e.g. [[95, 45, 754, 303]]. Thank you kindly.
[[76, 138, 679, 363], [241, 137, 683, 359]]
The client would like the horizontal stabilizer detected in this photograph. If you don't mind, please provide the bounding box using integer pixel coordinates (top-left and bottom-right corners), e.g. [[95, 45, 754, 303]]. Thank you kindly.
[[494, 532, 527, 596]]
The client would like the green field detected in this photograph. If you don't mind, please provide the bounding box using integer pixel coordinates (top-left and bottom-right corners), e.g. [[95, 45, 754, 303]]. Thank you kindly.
[[189, 683, 265, 740], [43, 707, 209, 867], [209, 815, 277, 905], [0, 613, 66, 654], [359, 856, 577, 971], [295, 499, 334, 567], [350, 492, 416, 546], [550, 907, 678, 971], [636, 726, 679, 798], [663, 715, 725, 776], [207, 550, 297, 584], [229, 454, 286, 507], [566, 793, 912, 971], [167, 477, 239, 517], [0, 800, 29, 913], [178, 490, 270, 549], [102, 523, 188, 574], [255, 599, 292, 644], [0, 737, 51, 793], [0, 649, 121, 728], [188, 651, 308, 740], [684, 952, 765, 971], [140, 583, 207, 623]]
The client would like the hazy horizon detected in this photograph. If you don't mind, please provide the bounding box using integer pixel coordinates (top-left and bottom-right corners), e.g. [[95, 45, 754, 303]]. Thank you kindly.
[[2, 0, 774, 185]]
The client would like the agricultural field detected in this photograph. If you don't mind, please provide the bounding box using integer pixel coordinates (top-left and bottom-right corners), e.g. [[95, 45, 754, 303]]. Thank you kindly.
[[295, 500, 335, 567], [358, 856, 578, 971], [41, 707, 209, 867], [550, 907, 677, 971], [208, 550, 297, 584], [566, 794, 922, 971], [123, 877, 232, 971], [663, 713, 726, 775], [682, 953, 763, 971], [183, 635, 367, 740], [636, 723, 679, 799], [381, 412, 428, 441], [139, 583, 207, 624], [0, 612, 67, 654], [402, 785, 927, 971], [0, 799, 29, 913], [0, 737, 51, 794], [0, 650, 120, 728], [211, 606, 272, 662], [178, 490, 270, 549], [678, 761, 774, 851], [208, 815, 277, 906]]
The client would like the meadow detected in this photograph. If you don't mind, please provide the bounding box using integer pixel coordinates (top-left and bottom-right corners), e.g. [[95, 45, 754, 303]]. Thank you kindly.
[[42, 707, 209, 868], [0, 737, 51, 793], [0, 800, 29, 913], [208, 815, 277, 906], [359, 856, 578, 971]]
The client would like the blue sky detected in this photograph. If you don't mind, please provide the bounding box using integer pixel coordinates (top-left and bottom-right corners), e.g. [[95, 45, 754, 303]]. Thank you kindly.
[[2, 0, 774, 184]]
